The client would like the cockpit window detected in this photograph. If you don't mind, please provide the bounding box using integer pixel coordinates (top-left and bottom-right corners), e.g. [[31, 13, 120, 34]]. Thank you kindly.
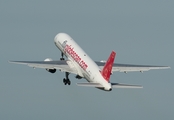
[[62, 40, 67, 48]]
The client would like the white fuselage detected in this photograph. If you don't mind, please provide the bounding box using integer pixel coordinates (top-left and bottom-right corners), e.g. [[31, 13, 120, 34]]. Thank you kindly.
[[54, 33, 111, 91]]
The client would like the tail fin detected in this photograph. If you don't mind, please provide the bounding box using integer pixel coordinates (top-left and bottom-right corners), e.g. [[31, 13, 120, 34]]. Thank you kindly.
[[101, 51, 116, 82]]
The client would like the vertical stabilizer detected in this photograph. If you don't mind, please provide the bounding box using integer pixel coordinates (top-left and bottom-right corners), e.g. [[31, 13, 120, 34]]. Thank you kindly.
[[101, 51, 116, 82]]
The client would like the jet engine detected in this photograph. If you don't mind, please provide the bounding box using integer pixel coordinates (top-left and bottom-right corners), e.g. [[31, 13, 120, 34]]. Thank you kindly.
[[44, 58, 56, 73]]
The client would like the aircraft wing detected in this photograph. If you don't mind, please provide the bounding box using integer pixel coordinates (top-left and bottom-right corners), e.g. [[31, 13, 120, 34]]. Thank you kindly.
[[9, 60, 78, 74], [95, 61, 170, 73]]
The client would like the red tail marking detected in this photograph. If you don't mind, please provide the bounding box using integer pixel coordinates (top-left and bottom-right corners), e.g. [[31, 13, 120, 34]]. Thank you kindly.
[[101, 51, 116, 82]]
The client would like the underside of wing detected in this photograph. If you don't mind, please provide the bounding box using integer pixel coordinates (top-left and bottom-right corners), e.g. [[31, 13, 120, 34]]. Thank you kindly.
[[95, 61, 170, 72], [9, 60, 78, 74]]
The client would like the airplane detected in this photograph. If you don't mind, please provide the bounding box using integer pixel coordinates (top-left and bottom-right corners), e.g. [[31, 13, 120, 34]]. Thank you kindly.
[[9, 33, 170, 91]]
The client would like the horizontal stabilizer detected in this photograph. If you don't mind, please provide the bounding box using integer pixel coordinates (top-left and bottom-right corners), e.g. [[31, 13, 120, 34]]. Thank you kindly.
[[76, 83, 102, 87], [111, 83, 143, 88], [77, 83, 142, 88]]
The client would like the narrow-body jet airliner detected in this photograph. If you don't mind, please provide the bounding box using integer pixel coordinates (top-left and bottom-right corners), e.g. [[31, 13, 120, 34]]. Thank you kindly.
[[10, 33, 170, 91]]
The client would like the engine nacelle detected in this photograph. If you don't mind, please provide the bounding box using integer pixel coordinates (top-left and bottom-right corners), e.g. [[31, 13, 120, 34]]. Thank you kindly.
[[46, 68, 56, 73], [44, 58, 53, 62], [44, 58, 56, 73]]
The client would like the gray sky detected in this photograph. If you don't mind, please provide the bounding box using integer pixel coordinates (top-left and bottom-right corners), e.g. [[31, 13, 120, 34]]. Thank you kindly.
[[0, 0, 173, 120]]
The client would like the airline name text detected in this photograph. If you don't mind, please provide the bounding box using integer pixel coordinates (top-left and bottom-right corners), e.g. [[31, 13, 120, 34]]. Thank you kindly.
[[64, 44, 88, 70]]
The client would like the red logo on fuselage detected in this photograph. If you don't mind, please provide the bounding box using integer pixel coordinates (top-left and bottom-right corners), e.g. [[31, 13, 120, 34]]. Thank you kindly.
[[64, 44, 88, 70]]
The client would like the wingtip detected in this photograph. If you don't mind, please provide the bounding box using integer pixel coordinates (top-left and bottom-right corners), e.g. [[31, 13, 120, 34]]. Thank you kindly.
[[164, 66, 171, 69], [157, 66, 171, 69], [8, 61, 16, 63], [8, 60, 12, 63]]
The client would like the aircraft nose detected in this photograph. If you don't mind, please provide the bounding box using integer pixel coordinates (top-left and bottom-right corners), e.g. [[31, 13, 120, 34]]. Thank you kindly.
[[54, 33, 68, 43]]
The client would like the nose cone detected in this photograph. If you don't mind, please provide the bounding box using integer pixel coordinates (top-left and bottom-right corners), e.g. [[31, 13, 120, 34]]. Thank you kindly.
[[54, 33, 70, 43]]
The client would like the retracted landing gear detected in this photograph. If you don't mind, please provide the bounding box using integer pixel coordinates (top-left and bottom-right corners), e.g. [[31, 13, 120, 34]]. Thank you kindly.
[[63, 72, 71, 85], [60, 52, 65, 60]]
